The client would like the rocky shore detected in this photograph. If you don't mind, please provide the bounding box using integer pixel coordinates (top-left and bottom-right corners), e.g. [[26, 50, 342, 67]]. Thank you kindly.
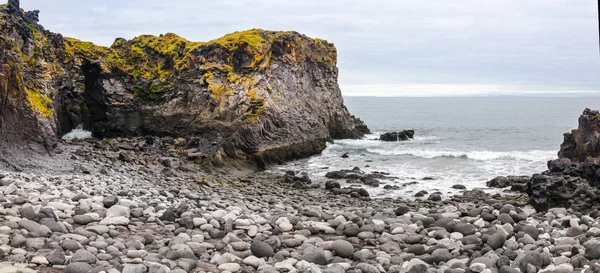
[[3, 0, 600, 272], [3, 138, 600, 273]]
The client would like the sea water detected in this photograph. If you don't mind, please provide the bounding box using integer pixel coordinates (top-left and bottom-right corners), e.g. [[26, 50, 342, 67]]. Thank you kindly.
[[274, 97, 600, 198]]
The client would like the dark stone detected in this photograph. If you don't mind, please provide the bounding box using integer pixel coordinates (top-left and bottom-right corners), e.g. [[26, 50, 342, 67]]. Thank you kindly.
[[103, 196, 118, 208], [395, 205, 410, 216], [19, 206, 37, 221], [427, 193, 441, 202], [159, 208, 176, 222], [454, 223, 476, 236], [451, 184, 466, 190], [487, 232, 506, 250], [486, 176, 530, 189], [251, 240, 274, 258]]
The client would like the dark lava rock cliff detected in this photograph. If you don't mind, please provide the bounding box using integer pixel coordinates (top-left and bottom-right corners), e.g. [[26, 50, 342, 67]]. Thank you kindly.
[[0, 0, 368, 166], [525, 109, 600, 212], [558, 108, 600, 162]]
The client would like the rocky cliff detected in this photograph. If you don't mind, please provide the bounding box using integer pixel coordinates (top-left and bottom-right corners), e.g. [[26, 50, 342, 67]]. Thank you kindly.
[[558, 108, 600, 162], [523, 109, 600, 212], [0, 0, 368, 166]]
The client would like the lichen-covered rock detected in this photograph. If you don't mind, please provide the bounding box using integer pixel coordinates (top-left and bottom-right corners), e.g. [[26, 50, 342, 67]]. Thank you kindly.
[[558, 108, 600, 162], [0, 1, 368, 167]]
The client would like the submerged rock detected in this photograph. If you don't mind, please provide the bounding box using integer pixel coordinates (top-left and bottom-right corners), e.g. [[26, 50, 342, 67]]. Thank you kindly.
[[379, 130, 415, 141]]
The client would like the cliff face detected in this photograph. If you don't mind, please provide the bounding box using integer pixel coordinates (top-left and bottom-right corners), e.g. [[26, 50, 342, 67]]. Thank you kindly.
[[558, 108, 600, 162], [0, 1, 368, 165], [0, 0, 67, 153]]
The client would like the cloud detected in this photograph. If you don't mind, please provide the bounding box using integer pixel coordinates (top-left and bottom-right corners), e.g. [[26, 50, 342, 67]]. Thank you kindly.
[[20, 0, 600, 96]]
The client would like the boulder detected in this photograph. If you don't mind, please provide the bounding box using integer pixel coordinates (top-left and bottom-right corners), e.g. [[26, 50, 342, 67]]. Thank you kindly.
[[486, 176, 530, 189], [380, 130, 415, 142]]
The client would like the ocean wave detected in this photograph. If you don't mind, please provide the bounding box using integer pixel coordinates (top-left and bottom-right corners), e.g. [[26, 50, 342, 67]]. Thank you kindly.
[[334, 135, 441, 147], [367, 148, 556, 161], [62, 126, 92, 140]]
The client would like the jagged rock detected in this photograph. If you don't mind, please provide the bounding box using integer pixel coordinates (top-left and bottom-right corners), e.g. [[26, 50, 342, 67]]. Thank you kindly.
[[380, 130, 415, 141], [559, 108, 600, 161], [7, 0, 19, 12], [486, 176, 530, 189], [527, 173, 599, 212]]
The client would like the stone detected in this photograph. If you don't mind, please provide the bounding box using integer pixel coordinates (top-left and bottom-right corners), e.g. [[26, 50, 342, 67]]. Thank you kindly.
[[19, 206, 37, 221], [395, 205, 410, 215], [46, 249, 66, 265], [251, 240, 275, 258], [586, 242, 600, 260], [218, 263, 241, 272], [454, 223, 476, 236], [431, 248, 452, 263], [487, 232, 506, 250], [31, 255, 49, 265], [17, 219, 51, 237], [106, 205, 130, 218], [73, 215, 93, 225], [65, 262, 93, 273], [62, 239, 82, 251], [122, 264, 148, 273], [71, 249, 97, 264], [39, 218, 65, 233], [470, 263, 486, 273], [331, 240, 354, 258], [355, 263, 379, 273], [300, 246, 327, 265], [103, 196, 118, 208], [159, 208, 176, 222], [86, 225, 109, 234], [243, 256, 266, 268]]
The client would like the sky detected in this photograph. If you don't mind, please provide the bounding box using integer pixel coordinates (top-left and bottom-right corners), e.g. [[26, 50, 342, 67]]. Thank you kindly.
[[20, 0, 600, 97]]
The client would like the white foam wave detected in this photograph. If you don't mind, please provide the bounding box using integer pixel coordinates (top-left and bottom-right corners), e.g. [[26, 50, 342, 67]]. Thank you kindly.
[[367, 148, 556, 161], [62, 126, 92, 140], [334, 135, 441, 147]]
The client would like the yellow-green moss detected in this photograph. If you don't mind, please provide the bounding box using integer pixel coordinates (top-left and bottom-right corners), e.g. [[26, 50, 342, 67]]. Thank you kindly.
[[64, 38, 112, 60], [207, 29, 270, 51], [26, 88, 53, 118]]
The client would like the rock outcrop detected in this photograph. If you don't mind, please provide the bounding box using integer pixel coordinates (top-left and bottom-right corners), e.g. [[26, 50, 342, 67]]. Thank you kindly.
[[558, 108, 600, 162], [527, 158, 600, 212], [0, 0, 368, 166], [380, 130, 414, 142], [523, 109, 600, 212]]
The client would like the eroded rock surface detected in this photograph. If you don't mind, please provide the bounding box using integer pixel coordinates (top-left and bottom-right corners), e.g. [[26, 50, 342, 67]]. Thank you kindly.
[[0, 0, 368, 167], [559, 108, 600, 162]]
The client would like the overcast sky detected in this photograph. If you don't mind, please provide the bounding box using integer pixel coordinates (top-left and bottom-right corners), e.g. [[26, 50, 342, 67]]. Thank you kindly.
[[21, 0, 600, 96]]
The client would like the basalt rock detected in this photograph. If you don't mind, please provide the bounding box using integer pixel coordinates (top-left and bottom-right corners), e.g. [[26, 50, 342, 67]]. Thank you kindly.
[[558, 108, 600, 162], [486, 176, 530, 189], [526, 158, 600, 212], [0, 0, 368, 167], [380, 130, 415, 141]]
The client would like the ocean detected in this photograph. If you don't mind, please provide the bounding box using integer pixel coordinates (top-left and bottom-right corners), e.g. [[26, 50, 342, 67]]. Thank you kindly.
[[274, 97, 600, 198]]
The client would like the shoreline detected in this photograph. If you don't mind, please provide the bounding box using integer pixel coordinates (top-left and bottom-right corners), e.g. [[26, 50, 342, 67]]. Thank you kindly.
[[1, 139, 596, 273]]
